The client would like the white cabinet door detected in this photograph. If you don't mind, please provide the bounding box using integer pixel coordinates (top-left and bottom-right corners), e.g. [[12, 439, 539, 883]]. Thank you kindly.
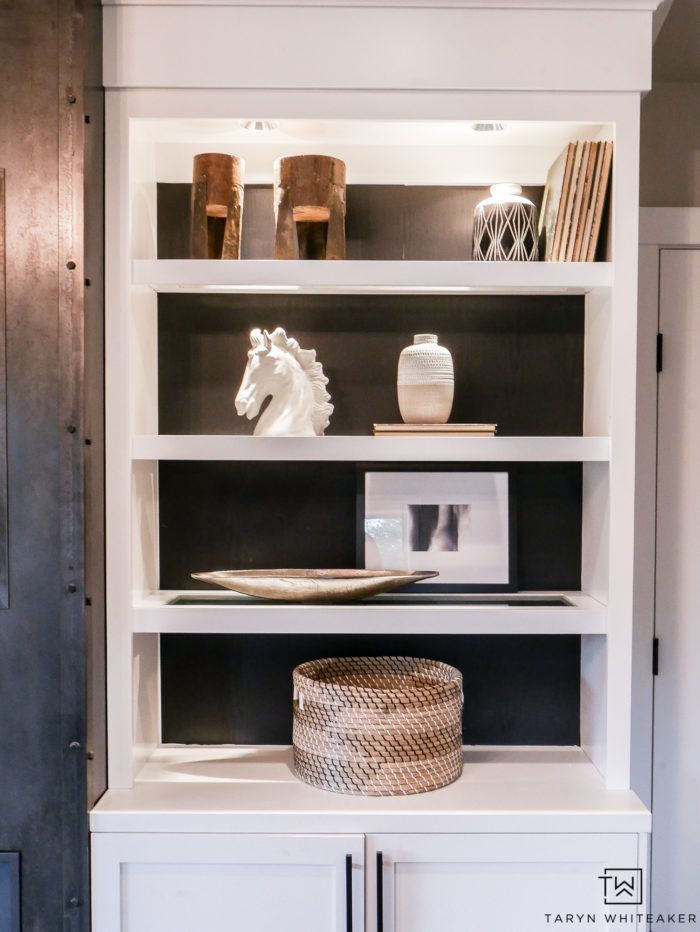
[[367, 833, 643, 932], [92, 833, 364, 932], [653, 247, 700, 915]]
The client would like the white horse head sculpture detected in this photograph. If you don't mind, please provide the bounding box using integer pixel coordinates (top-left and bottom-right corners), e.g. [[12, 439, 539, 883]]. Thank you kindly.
[[235, 327, 333, 437]]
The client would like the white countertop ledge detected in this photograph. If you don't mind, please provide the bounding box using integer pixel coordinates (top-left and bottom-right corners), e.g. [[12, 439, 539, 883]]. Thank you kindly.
[[90, 746, 651, 834]]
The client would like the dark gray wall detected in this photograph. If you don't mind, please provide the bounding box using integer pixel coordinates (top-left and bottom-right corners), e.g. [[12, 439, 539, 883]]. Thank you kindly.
[[0, 1, 104, 928]]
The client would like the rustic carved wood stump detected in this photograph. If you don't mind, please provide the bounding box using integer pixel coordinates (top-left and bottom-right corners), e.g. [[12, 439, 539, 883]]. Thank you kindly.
[[190, 153, 245, 259], [274, 155, 346, 260]]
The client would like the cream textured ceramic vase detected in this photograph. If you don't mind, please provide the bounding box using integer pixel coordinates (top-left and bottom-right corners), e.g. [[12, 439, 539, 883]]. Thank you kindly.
[[397, 334, 454, 424]]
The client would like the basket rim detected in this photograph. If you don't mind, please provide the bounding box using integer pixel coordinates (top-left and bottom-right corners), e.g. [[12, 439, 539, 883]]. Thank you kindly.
[[293, 655, 462, 696]]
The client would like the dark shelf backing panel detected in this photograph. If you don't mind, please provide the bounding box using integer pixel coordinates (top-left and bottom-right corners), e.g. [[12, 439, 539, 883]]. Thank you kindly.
[[158, 461, 582, 592], [158, 294, 584, 437], [160, 633, 581, 746], [156, 181, 583, 757], [157, 183, 545, 262]]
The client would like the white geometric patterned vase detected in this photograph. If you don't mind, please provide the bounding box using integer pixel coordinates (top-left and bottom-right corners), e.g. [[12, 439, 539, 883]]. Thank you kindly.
[[473, 183, 539, 261]]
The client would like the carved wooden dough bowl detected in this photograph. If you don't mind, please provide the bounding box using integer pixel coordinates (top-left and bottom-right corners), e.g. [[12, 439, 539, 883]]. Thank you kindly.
[[191, 569, 438, 603]]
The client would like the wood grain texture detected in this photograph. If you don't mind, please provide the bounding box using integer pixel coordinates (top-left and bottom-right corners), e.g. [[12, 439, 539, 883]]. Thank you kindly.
[[572, 142, 599, 261], [58, 1, 92, 920], [587, 142, 613, 261], [274, 155, 346, 260], [0, 0, 68, 920], [0, 172, 8, 609], [190, 153, 245, 259], [550, 143, 576, 262], [580, 142, 604, 260], [82, 0, 107, 813], [557, 141, 584, 261], [0, 0, 102, 926], [565, 141, 591, 262]]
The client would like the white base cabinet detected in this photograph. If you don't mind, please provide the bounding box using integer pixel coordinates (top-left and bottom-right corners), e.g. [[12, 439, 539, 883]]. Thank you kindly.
[[92, 832, 646, 932], [367, 834, 644, 932], [91, 833, 364, 932]]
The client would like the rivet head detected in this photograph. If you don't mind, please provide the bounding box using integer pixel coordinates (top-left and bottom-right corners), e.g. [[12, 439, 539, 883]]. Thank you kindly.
[[66, 424, 77, 434], [66, 261, 76, 270], [67, 583, 77, 593], [67, 95, 77, 104]]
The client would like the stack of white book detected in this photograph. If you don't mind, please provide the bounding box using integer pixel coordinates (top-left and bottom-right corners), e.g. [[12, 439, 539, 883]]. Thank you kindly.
[[373, 423, 497, 437]]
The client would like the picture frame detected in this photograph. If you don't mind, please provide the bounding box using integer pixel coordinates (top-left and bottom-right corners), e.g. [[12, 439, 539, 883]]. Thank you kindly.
[[0, 853, 20, 932], [357, 465, 517, 592]]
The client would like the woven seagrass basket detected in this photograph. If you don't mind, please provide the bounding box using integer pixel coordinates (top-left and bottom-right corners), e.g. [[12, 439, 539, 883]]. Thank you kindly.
[[292, 656, 463, 797]]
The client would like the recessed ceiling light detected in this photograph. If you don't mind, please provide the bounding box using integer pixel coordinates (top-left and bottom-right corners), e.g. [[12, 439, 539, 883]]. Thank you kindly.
[[470, 122, 506, 133], [242, 120, 279, 132]]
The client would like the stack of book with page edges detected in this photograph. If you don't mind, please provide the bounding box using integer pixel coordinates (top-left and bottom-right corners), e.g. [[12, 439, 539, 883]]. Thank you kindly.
[[540, 140, 613, 262], [373, 423, 497, 437]]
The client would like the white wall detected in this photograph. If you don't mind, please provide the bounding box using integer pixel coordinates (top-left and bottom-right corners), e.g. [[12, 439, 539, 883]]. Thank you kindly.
[[640, 82, 700, 206], [640, 0, 700, 207]]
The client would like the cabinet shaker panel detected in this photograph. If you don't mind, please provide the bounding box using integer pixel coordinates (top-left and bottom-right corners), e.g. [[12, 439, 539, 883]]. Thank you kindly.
[[367, 833, 641, 932], [92, 833, 365, 932]]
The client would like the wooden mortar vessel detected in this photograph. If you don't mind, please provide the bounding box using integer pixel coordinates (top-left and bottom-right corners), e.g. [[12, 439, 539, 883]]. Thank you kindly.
[[274, 154, 346, 260], [190, 153, 245, 259]]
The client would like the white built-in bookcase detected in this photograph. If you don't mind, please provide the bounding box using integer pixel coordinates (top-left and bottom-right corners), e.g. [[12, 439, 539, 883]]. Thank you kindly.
[[101, 0, 657, 834]]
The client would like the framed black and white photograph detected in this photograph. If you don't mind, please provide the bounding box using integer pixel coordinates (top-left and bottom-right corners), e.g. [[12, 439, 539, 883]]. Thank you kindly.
[[359, 468, 516, 591]]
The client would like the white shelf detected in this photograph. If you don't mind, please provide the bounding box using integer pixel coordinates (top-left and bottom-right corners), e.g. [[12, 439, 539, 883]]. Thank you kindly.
[[133, 259, 613, 296], [133, 591, 606, 635], [132, 434, 610, 462], [89, 745, 650, 835]]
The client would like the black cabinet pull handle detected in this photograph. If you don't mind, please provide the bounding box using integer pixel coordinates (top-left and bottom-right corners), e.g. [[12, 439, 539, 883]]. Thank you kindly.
[[377, 851, 384, 932], [346, 854, 353, 931]]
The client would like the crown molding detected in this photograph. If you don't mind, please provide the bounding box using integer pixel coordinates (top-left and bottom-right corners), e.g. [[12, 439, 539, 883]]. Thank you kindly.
[[102, 0, 663, 9]]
